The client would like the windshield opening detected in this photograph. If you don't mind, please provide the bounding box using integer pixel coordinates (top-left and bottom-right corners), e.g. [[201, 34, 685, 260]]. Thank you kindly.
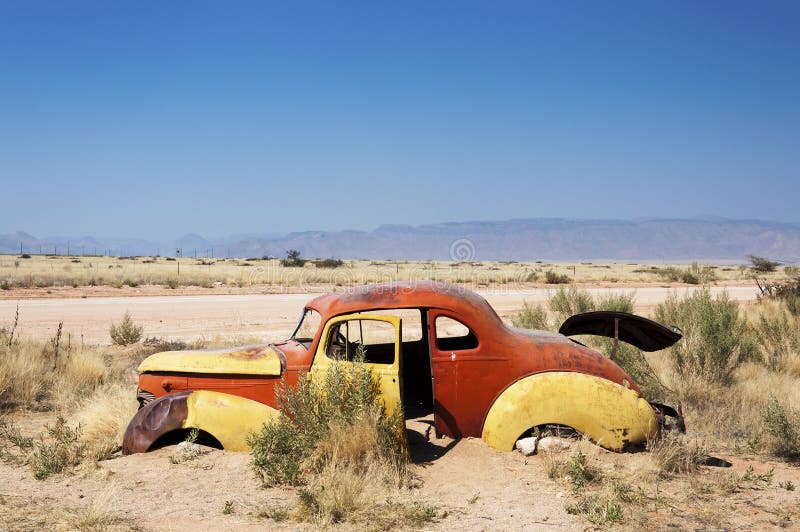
[[291, 308, 322, 342]]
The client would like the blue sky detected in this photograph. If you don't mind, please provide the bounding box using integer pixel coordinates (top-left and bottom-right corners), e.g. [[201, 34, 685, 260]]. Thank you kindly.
[[0, 1, 798, 238]]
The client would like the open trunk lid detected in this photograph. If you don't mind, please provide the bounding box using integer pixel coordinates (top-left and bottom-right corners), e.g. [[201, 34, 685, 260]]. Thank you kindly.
[[558, 311, 681, 352]]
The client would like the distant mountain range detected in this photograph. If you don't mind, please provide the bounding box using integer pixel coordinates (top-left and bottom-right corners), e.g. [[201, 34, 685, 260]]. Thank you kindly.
[[2, 218, 800, 262]]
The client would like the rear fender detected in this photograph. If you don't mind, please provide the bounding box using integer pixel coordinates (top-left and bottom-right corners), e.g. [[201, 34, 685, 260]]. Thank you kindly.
[[481, 372, 659, 451], [123, 390, 280, 454]]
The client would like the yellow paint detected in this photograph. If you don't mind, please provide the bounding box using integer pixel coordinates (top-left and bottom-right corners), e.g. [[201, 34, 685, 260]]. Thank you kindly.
[[311, 313, 402, 413], [481, 372, 659, 451], [183, 390, 280, 450], [138, 346, 282, 375]]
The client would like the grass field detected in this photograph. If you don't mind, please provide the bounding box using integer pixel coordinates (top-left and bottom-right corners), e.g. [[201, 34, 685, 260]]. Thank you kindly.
[[0, 254, 793, 292]]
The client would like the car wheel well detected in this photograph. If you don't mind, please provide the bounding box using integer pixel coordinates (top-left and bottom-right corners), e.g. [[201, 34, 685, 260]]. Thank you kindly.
[[516, 424, 582, 444], [150, 428, 223, 451]]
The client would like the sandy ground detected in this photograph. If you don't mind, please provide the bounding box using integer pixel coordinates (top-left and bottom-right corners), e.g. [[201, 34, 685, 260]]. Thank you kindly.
[[0, 413, 584, 531], [1, 412, 797, 531], [0, 284, 760, 344]]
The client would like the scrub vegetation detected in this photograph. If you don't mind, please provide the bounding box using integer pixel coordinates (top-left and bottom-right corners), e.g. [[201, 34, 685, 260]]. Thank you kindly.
[[248, 350, 432, 527], [0, 253, 787, 292], [513, 280, 800, 528]]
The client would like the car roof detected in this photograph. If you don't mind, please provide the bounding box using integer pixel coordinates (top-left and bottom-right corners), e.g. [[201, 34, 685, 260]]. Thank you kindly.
[[306, 280, 502, 324]]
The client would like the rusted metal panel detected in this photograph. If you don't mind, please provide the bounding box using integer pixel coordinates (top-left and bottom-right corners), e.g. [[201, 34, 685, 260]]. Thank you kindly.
[[122, 392, 190, 455]]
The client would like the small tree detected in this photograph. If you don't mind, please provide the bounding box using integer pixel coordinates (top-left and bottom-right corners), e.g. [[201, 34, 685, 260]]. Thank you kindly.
[[749, 255, 780, 273], [281, 249, 307, 267], [110, 312, 143, 345]]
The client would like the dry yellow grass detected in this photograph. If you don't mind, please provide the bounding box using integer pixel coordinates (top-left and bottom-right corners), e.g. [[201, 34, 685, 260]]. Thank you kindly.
[[1, 253, 786, 291], [72, 382, 139, 462]]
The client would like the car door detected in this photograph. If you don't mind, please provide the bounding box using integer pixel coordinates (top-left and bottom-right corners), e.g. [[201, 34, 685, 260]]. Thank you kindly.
[[428, 311, 481, 438], [310, 312, 403, 413]]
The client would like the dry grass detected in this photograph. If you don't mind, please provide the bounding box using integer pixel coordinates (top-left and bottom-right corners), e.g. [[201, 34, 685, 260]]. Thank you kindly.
[[72, 382, 139, 462], [647, 433, 708, 475], [0, 339, 52, 408], [0, 254, 782, 291]]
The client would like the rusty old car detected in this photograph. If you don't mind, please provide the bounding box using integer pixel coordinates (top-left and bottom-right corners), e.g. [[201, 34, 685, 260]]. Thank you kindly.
[[123, 281, 683, 454]]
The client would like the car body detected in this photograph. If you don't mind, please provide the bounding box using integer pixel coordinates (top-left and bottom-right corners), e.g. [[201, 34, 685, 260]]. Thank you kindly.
[[123, 281, 683, 455]]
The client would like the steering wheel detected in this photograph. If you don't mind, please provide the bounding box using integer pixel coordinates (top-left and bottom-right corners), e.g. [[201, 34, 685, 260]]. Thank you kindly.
[[331, 329, 347, 349]]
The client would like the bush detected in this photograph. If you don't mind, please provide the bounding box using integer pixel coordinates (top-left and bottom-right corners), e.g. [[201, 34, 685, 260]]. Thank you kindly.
[[281, 249, 307, 268], [762, 396, 800, 459], [561, 449, 599, 490], [749, 255, 780, 273], [249, 353, 408, 524], [511, 301, 549, 330], [30, 417, 83, 480], [755, 310, 800, 372], [544, 270, 570, 284], [109, 312, 143, 345], [314, 258, 344, 269], [647, 433, 708, 475], [565, 495, 623, 526], [549, 286, 593, 322], [653, 264, 716, 284], [755, 278, 800, 317], [249, 353, 406, 486], [595, 292, 635, 313], [654, 288, 756, 384]]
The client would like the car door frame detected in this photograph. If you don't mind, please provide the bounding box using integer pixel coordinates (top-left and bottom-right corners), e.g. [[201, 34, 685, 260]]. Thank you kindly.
[[311, 312, 403, 413]]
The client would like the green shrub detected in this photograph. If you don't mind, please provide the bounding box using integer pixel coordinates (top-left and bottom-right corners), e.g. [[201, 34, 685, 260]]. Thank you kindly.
[[109, 312, 143, 345], [653, 264, 715, 284], [511, 301, 549, 330], [544, 270, 570, 284], [30, 417, 83, 480], [549, 286, 593, 322], [281, 249, 307, 267], [0, 415, 33, 462], [249, 352, 408, 524], [595, 292, 635, 313], [755, 310, 800, 371], [654, 288, 756, 384], [786, 293, 800, 317], [762, 396, 800, 459], [565, 495, 623, 526], [749, 255, 780, 273], [249, 351, 406, 487], [314, 258, 344, 269], [563, 449, 598, 489]]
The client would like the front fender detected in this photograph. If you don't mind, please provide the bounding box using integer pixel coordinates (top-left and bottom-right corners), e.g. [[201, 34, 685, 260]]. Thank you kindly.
[[123, 390, 280, 454], [481, 372, 658, 451]]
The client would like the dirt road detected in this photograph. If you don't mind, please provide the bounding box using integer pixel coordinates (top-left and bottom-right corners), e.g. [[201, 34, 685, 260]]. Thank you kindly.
[[0, 284, 760, 344]]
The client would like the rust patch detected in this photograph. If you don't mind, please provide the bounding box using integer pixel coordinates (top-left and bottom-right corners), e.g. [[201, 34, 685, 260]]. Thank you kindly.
[[122, 392, 190, 455], [225, 347, 271, 360]]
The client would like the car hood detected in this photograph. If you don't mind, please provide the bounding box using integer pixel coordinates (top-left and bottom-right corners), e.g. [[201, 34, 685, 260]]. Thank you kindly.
[[138, 344, 284, 375]]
